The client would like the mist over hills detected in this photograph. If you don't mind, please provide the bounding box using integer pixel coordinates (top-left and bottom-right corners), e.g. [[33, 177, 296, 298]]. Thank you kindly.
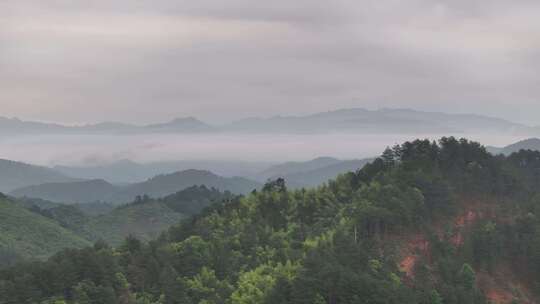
[[54, 159, 274, 184], [0, 155, 371, 205], [53, 156, 371, 188], [0, 108, 534, 135]]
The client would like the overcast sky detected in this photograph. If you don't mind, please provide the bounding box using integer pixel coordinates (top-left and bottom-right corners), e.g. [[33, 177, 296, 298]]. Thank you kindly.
[[1, 0, 539, 125]]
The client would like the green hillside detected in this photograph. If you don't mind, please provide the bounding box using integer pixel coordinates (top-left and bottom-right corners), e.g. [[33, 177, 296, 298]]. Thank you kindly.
[[5, 137, 540, 303], [21, 186, 234, 247], [82, 186, 233, 245], [82, 202, 184, 246], [159, 185, 235, 215], [0, 195, 90, 266]]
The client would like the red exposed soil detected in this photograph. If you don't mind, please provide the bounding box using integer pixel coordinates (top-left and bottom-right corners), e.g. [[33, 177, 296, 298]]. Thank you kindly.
[[398, 198, 537, 303], [400, 255, 417, 277], [399, 235, 430, 279], [486, 289, 514, 304], [477, 269, 536, 304]]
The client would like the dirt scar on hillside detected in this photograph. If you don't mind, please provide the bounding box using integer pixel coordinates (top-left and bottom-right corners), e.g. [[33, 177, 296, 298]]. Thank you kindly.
[[398, 201, 536, 304]]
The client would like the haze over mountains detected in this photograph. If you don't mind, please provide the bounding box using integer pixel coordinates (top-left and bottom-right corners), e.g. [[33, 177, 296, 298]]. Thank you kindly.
[[0, 108, 535, 136], [4, 135, 540, 209], [7, 135, 540, 207], [53, 159, 274, 184], [0, 159, 78, 193]]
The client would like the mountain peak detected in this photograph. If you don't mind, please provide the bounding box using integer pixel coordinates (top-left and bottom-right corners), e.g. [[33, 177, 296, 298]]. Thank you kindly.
[[487, 137, 540, 155], [145, 117, 214, 132]]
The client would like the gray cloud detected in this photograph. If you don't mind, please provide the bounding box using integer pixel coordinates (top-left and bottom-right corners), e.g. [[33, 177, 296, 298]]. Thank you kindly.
[[1, 0, 539, 124]]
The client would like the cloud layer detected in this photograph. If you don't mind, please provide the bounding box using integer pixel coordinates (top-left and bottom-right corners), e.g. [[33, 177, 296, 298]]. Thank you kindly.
[[1, 0, 539, 124]]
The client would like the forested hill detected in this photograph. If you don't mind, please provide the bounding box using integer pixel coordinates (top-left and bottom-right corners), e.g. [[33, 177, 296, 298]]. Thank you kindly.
[[10, 169, 260, 204], [0, 195, 90, 265], [4, 137, 540, 303]]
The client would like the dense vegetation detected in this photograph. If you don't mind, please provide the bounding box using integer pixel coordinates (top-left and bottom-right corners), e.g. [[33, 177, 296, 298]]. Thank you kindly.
[[0, 186, 233, 264], [79, 186, 233, 245], [4, 137, 540, 303], [0, 195, 90, 267]]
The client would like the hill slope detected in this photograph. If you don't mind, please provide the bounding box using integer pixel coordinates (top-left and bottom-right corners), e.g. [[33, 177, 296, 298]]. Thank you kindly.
[[282, 158, 372, 188], [20, 185, 236, 247], [256, 157, 372, 188], [82, 186, 232, 246], [10, 179, 118, 204], [0, 159, 77, 193], [256, 157, 342, 180], [0, 196, 90, 266], [10, 170, 260, 204], [114, 169, 258, 202], [54, 159, 274, 184], [487, 138, 540, 155], [82, 202, 184, 246]]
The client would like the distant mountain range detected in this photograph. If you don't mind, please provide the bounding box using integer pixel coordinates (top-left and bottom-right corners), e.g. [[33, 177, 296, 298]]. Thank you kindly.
[[54, 159, 274, 184], [225, 108, 530, 134], [53, 156, 371, 188], [0, 116, 214, 135], [487, 138, 540, 155], [0, 108, 535, 135], [10, 169, 260, 204]]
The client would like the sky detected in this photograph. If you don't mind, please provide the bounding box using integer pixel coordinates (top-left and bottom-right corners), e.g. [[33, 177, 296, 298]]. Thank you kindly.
[[1, 0, 539, 125]]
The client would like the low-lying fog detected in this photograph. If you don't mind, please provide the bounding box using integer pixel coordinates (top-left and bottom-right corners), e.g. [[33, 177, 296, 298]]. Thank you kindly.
[[0, 133, 528, 167]]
